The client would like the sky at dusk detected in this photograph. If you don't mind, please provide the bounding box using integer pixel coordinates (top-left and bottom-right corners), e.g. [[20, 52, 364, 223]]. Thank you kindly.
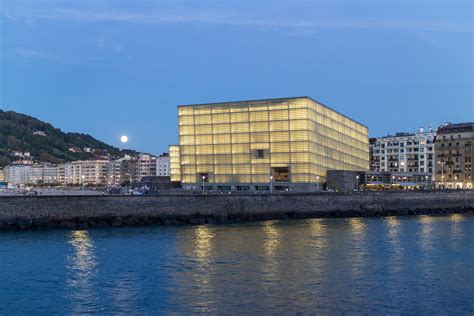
[[1, 0, 473, 155]]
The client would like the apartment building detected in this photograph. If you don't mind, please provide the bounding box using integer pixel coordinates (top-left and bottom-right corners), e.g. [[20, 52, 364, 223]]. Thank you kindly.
[[130, 153, 157, 182], [435, 123, 473, 189], [370, 127, 436, 178], [156, 153, 170, 176], [4, 165, 31, 185], [58, 160, 109, 186], [27, 164, 58, 185]]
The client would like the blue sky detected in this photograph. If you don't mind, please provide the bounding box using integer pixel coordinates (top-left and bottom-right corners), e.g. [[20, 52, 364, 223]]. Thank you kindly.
[[1, 0, 473, 154]]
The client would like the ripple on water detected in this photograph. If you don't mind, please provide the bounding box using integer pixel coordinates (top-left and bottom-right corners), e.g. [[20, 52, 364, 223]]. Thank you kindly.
[[0, 215, 473, 314]]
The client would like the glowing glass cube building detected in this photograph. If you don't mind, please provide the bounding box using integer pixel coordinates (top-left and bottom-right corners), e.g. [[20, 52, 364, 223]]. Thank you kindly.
[[170, 97, 369, 191]]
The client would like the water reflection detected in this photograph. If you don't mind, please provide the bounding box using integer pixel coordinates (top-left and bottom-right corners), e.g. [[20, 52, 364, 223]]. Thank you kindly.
[[262, 221, 280, 258], [262, 221, 281, 288], [449, 214, 464, 250], [309, 219, 328, 253], [194, 226, 215, 264], [192, 225, 216, 312], [348, 218, 367, 277], [418, 215, 434, 252], [67, 230, 98, 313], [384, 217, 403, 273]]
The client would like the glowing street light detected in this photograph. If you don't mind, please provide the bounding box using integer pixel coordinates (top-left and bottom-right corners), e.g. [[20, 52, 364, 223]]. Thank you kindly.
[[201, 175, 206, 195], [269, 175, 273, 194]]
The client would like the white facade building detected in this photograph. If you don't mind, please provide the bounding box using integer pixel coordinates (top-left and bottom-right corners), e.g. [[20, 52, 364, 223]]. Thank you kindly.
[[370, 127, 436, 178], [133, 154, 157, 182], [58, 160, 109, 186], [4, 165, 31, 185], [156, 153, 170, 176]]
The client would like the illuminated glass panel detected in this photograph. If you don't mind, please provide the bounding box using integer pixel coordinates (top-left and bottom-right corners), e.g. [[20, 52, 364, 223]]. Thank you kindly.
[[175, 97, 369, 186]]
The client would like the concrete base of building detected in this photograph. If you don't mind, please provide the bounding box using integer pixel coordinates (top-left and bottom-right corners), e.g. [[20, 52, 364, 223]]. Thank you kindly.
[[182, 182, 324, 192]]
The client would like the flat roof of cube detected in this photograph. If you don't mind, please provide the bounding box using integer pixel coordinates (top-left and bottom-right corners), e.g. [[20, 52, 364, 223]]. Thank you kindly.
[[178, 96, 368, 129]]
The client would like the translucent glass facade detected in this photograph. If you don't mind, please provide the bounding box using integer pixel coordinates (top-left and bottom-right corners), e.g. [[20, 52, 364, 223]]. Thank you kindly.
[[175, 97, 369, 189], [169, 145, 181, 182]]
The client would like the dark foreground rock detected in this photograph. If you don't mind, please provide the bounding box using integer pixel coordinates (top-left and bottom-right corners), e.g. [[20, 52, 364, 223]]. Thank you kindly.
[[0, 191, 473, 230]]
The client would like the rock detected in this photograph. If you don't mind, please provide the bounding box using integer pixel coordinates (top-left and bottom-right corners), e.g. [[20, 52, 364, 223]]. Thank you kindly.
[[17, 217, 33, 230], [112, 217, 123, 227]]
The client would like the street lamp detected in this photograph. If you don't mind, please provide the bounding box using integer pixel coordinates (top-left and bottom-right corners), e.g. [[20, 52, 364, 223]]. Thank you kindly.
[[425, 175, 429, 190], [269, 175, 273, 194], [81, 175, 85, 191], [201, 175, 205, 195], [316, 176, 320, 191], [355, 175, 359, 191]]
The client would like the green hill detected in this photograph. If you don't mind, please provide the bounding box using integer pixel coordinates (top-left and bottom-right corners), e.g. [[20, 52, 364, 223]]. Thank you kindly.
[[0, 109, 128, 167]]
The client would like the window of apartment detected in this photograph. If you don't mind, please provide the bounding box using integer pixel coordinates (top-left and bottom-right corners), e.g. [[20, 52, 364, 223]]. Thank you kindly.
[[420, 155, 424, 159], [420, 168, 424, 172], [400, 149, 404, 153], [400, 143, 404, 147]]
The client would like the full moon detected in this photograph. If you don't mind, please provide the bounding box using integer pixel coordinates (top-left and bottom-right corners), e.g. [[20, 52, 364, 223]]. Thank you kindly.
[[120, 135, 128, 143]]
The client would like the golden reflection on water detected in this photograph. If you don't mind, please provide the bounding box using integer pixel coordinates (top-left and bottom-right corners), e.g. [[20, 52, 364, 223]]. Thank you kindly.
[[194, 226, 215, 264], [348, 218, 367, 277], [449, 214, 464, 248], [385, 217, 401, 239], [262, 221, 280, 258], [261, 221, 281, 286], [67, 230, 97, 312], [384, 217, 403, 273], [418, 215, 434, 252], [450, 214, 464, 223], [191, 225, 216, 312], [309, 219, 327, 252], [349, 218, 366, 240]]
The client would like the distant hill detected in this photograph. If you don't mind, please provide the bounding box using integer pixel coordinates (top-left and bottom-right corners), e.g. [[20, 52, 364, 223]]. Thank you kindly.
[[0, 109, 131, 167]]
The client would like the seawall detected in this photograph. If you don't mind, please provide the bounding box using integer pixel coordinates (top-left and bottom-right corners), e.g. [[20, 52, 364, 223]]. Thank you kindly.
[[1, 191, 473, 230]]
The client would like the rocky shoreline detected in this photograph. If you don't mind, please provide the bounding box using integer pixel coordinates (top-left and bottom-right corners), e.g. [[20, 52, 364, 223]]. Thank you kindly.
[[1, 207, 473, 231], [1, 191, 473, 230]]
